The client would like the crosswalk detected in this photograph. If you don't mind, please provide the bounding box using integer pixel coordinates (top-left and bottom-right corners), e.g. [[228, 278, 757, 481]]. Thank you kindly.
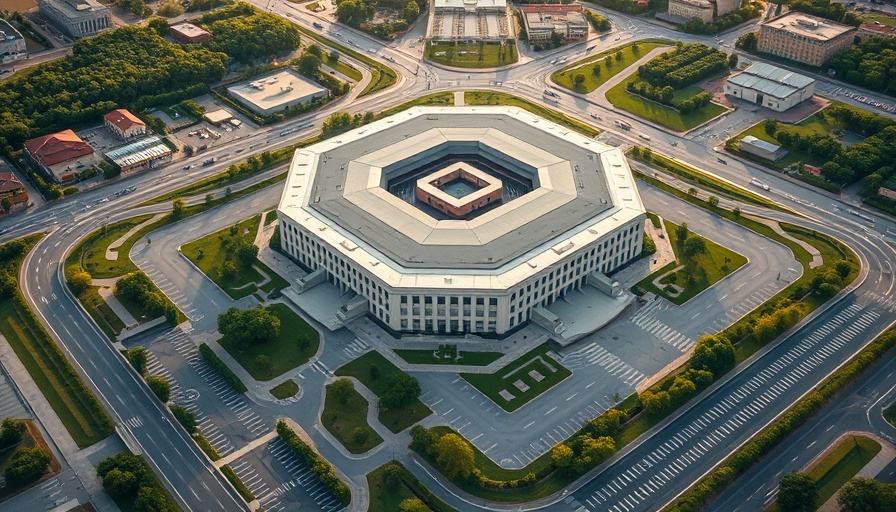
[[867, 291, 896, 314], [141, 261, 204, 322], [561, 344, 646, 387], [267, 438, 345, 511], [628, 299, 696, 353], [342, 338, 371, 359]]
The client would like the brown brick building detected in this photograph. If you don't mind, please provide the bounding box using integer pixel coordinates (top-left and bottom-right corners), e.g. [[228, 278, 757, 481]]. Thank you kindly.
[[758, 13, 856, 66]]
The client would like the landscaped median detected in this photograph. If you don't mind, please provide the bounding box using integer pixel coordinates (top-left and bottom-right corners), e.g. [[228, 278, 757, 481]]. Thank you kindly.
[[464, 91, 599, 138], [424, 40, 518, 69], [322, 379, 383, 454], [0, 235, 114, 448], [394, 345, 502, 366], [276, 420, 351, 506], [551, 40, 669, 94], [199, 343, 248, 393], [665, 329, 896, 512], [367, 461, 458, 512]]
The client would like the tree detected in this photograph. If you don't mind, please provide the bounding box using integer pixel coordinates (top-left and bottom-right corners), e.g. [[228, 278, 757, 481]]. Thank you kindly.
[[171, 198, 186, 220], [220, 260, 239, 281], [401, 0, 420, 22], [0, 197, 10, 213], [435, 433, 475, 479], [778, 473, 817, 512], [134, 484, 178, 512], [580, 435, 615, 463], [350, 427, 370, 445], [400, 498, 430, 512], [126, 347, 148, 375], [0, 271, 15, 299], [217, 306, 281, 346], [632, 42, 639, 53], [4, 447, 51, 487], [336, 0, 375, 27], [675, 222, 689, 248], [834, 259, 852, 279], [574, 74, 586, 85], [103, 468, 139, 498], [668, 375, 697, 404], [321, 112, 356, 137], [331, 378, 355, 405], [382, 463, 403, 487], [733, 206, 741, 218], [640, 390, 671, 418], [605, 56, 613, 68], [328, 50, 340, 64], [169, 404, 196, 432], [592, 65, 601, 77], [379, 373, 421, 410], [205, 194, 213, 205], [838, 478, 893, 512], [0, 418, 27, 449], [736, 31, 758, 52], [552, 443, 574, 468], [68, 270, 92, 296], [147, 17, 169, 36], [708, 195, 719, 208], [615, 50, 623, 61], [236, 241, 259, 268], [682, 236, 707, 262], [691, 334, 735, 376], [146, 376, 170, 403], [728, 53, 738, 69], [305, 43, 323, 59]]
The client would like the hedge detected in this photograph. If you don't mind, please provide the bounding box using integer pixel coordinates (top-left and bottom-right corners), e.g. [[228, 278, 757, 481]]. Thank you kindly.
[[221, 464, 254, 502], [198, 343, 247, 393], [666, 329, 896, 512], [276, 421, 351, 506]]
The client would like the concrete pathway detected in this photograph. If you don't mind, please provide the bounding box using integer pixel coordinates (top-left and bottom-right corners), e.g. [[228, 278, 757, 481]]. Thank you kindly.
[[454, 91, 465, 106], [751, 215, 824, 269], [818, 433, 896, 512], [613, 217, 676, 289], [105, 213, 166, 261], [214, 429, 279, 468], [95, 283, 137, 327]]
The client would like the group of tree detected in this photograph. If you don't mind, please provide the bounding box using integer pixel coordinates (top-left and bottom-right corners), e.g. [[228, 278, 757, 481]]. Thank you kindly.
[[585, 10, 612, 32], [214, 224, 259, 281], [217, 306, 281, 346], [838, 477, 896, 512], [0, 26, 228, 150], [119, 0, 153, 18], [736, 31, 758, 52], [156, 0, 186, 17], [198, 3, 301, 63], [184, 0, 231, 12], [378, 372, 421, 410], [625, 81, 712, 114], [0, 418, 27, 450], [637, 43, 728, 89], [98, 452, 178, 511], [777, 473, 817, 512], [786, 0, 861, 26], [277, 421, 351, 505], [176, 99, 206, 119], [321, 110, 376, 137], [115, 271, 178, 324], [827, 36, 896, 98], [337, 0, 423, 39], [681, 2, 763, 35], [5, 446, 51, 489]]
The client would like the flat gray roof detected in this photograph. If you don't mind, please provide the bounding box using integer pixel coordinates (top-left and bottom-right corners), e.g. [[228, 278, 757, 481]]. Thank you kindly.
[[105, 136, 171, 167], [727, 62, 815, 99], [741, 135, 783, 153], [762, 12, 855, 41]]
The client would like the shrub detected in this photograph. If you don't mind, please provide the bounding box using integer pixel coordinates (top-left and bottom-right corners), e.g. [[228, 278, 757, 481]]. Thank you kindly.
[[4, 447, 51, 487], [199, 343, 248, 393], [146, 375, 170, 403], [277, 421, 351, 505]]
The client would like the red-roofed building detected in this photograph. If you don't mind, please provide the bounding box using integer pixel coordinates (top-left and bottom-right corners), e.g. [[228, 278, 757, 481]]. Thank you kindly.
[[170, 23, 211, 44], [0, 166, 29, 213], [104, 109, 146, 140], [24, 129, 96, 183]]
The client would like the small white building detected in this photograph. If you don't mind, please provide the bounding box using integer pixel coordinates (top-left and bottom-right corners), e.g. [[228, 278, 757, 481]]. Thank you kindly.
[[227, 69, 327, 117], [739, 135, 788, 161], [725, 62, 816, 112]]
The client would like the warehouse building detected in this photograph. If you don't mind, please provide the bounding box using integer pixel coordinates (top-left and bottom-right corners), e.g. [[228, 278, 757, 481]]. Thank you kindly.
[[429, 0, 512, 41], [738, 135, 788, 161], [758, 13, 856, 66], [725, 62, 816, 112], [227, 69, 327, 117], [104, 136, 172, 173]]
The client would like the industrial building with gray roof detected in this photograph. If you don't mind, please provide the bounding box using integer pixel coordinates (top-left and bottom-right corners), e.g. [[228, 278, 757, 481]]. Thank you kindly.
[[725, 62, 816, 112]]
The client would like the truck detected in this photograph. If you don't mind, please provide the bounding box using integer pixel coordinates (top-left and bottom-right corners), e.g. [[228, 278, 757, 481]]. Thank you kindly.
[[615, 120, 631, 131], [202, 157, 217, 166]]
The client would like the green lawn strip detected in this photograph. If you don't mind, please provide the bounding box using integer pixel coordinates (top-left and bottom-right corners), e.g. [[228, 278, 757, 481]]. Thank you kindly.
[[322, 384, 384, 454], [334, 351, 432, 433], [181, 214, 268, 299], [629, 149, 793, 213], [330, 59, 363, 82], [666, 330, 896, 512], [79, 286, 125, 340], [270, 379, 299, 399], [221, 464, 254, 502], [394, 348, 503, 366], [294, 26, 397, 97], [464, 91, 599, 137], [67, 214, 156, 279], [552, 41, 668, 93], [863, 13, 896, 27], [884, 403, 896, 427], [807, 435, 881, 507], [218, 304, 319, 381], [194, 432, 221, 461], [635, 219, 747, 305], [605, 72, 726, 131], [0, 235, 113, 449], [373, 92, 454, 119], [425, 41, 518, 68], [414, 425, 563, 502], [263, 210, 278, 226], [367, 461, 459, 512], [461, 344, 571, 413], [199, 343, 248, 393]]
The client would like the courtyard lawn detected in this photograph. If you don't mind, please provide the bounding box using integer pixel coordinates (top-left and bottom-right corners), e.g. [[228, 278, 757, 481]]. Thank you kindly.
[[635, 219, 747, 305], [321, 383, 383, 454], [863, 14, 896, 27], [270, 379, 299, 399], [465, 91, 599, 137], [605, 71, 727, 132], [461, 344, 571, 412], [367, 461, 458, 512], [425, 41, 518, 68], [181, 214, 289, 299], [394, 346, 503, 366], [552, 41, 667, 93], [806, 435, 881, 509], [218, 304, 319, 381], [80, 286, 125, 340], [334, 351, 432, 433]]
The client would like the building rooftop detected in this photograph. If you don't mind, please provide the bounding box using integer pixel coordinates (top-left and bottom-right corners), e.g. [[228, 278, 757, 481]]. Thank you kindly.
[[227, 69, 326, 113], [279, 107, 644, 287], [203, 109, 233, 124], [39, 0, 109, 15], [521, 5, 586, 29], [762, 12, 855, 41], [104, 109, 145, 132], [0, 19, 24, 42], [24, 129, 94, 167], [434, 0, 505, 9], [104, 136, 170, 168], [170, 23, 210, 38], [741, 135, 783, 153], [669, 0, 713, 8], [0, 171, 23, 195], [727, 62, 815, 99]]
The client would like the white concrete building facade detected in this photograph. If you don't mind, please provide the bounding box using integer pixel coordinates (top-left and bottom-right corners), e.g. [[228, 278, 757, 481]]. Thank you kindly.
[[37, 0, 111, 39]]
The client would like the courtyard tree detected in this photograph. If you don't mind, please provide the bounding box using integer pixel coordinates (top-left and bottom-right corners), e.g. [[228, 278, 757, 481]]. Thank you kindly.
[[4, 447, 51, 487], [298, 54, 321, 78], [331, 378, 355, 405], [379, 373, 421, 410], [435, 433, 475, 479], [682, 236, 707, 263], [217, 306, 281, 346]]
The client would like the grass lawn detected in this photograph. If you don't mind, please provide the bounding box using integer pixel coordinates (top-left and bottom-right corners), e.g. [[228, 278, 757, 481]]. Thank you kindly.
[[884, 403, 896, 427], [465, 91, 599, 137], [425, 41, 518, 68], [80, 286, 125, 340], [367, 461, 458, 512], [263, 210, 278, 226], [330, 59, 362, 82], [863, 14, 896, 27], [334, 351, 432, 433], [807, 435, 881, 508], [605, 71, 727, 132], [635, 219, 747, 305], [461, 344, 571, 412], [374, 92, 454, 119], [394, 346, 503, 366], [0, 421, 61, 501], [552, 42, 667, 93], [270, 379, 299, 399], [181, 214, 289, 299], [68, 214, 156, 279], [218, 304, 319, 381], [321, 384, 383, 454]]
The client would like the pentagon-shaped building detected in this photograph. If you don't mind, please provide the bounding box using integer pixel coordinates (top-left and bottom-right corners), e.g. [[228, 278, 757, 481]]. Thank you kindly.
[[277, 107, 645, 336]]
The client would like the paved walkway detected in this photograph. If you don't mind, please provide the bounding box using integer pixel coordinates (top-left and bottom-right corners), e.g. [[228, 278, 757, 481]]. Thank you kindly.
[[818, 432, 896, 512], [612, 218, 676, 289], [214, 429, 279, 468], [106, 213, 166, 261], [95, 282, 137, 327], [751, 215, 824, 269], [454, 91, 465, 106]]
